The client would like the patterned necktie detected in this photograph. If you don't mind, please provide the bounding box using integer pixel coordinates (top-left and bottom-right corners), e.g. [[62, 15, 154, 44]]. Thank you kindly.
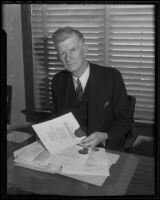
[[76, 79, 83, 101]]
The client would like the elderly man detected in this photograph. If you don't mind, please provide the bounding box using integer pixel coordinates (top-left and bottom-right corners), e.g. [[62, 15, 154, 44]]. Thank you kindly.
[[51, 26, 133, 150]]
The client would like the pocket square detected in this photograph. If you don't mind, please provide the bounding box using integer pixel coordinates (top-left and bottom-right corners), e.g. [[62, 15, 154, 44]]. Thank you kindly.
[[104, 101, 109, 108]]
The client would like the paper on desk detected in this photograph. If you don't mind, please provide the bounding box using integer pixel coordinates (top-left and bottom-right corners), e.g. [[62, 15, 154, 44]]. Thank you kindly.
[[14, 158, 61, 174], [62, 162, 110, 176], [62, 147, 109, 176], [88, 147, 108, 166], [14, 141, 60, 171], [32, 112, 85, 154], [13, 141, 90, 171], [7, 131, 32, 143], [14, 141, 45, 162], [62, 148, 120, 177], [106, 152, 120, 168], [14, 141, 43, 158], [46, 145, 91, 169]]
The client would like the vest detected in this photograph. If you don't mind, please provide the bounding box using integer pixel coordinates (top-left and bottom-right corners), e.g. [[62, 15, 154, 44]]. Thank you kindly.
[[67, 80, 89, 135]]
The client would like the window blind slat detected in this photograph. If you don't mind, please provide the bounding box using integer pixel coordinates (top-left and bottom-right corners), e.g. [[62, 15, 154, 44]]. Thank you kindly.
[[109, 27, 154, 33]]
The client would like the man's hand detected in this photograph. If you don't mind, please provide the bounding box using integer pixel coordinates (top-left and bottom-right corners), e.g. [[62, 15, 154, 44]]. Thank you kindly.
[[80, 132, 108, 149]]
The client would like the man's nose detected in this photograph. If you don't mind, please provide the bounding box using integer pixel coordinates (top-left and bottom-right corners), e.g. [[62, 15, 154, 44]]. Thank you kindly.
[[65, 52, 72, 62]]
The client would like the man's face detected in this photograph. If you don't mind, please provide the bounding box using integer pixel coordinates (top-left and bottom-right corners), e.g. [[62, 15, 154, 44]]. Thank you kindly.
[[56, 33, 87, 77]]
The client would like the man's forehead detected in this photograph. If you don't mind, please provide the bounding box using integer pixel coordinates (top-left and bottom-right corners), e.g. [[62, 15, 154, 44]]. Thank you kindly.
[[58, 32, 78, 43], [57, 34, 82, 49]]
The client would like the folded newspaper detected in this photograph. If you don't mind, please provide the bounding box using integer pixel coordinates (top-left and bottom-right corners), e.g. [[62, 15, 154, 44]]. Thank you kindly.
[[13, 112, 120, 186]]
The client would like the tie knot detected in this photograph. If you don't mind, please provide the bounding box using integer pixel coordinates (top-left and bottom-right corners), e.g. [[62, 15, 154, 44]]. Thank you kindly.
[[77, 78, 82, 87]]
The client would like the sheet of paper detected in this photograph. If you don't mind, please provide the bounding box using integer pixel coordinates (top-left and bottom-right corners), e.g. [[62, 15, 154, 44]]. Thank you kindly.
[[14, 141, 42, 158], [61, 147, 110, 176], [13, 141, 90, 172], [13, 140, 120, 187], [32, 112, 85, 154], [7, 131, 32, 143], [33, 149, 51, 165], [62, 163, 110, 176], [14, 141, 60, 172], [14, 159, 61, 174], [46, 145, 91, 169], [106, 152, 120, 168], [14, 141, 45, 162], [87, 147, 108, 166]]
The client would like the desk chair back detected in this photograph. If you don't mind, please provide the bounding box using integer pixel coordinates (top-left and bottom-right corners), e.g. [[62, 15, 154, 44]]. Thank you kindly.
[[124, 95, 137, 152]]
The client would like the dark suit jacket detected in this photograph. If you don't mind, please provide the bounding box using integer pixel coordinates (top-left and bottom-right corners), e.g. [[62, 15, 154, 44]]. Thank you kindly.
[[51, 62, 133, 150]]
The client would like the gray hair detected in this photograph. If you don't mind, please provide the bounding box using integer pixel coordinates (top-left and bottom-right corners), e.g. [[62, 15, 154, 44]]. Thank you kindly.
[[52, 26, 84, 46]]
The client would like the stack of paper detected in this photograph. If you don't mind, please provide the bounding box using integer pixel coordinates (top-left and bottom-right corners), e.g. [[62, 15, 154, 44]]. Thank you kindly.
[[13, 112, 120, 186], [14, 140, 90, 173]]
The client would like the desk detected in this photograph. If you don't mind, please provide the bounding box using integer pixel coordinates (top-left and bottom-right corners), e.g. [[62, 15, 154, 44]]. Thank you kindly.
[[7, 140, 155, 196]]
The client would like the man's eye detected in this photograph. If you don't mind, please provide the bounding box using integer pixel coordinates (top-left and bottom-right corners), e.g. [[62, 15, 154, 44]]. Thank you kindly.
[[71, 48, 76, 52], [60, 52, 65, 56]]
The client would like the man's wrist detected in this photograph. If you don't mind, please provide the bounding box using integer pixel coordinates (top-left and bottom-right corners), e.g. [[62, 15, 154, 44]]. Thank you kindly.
[[101, 132, 108, 147], [102, 132, 108, 140]]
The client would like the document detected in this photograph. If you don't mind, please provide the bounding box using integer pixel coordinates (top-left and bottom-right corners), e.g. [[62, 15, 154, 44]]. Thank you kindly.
[[14, 141, 50, 167], [14, 141, 61, 173], [13, 112, 120, 186], [32, 112, 86, 154], [14, 141, 45, 162], [62, 147, 110, 176], [14, 141, 43, 158], [7, 131, 32, 143], [46, 145, 91, 169], [106, 152, 120, 168], [13, 141, 120, 186], [14, 141, 91, 171], [87, 147, 108, 166]]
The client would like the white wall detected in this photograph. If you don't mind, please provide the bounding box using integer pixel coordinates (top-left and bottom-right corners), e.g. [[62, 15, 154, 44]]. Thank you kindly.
[[3, 4, 27, 127]]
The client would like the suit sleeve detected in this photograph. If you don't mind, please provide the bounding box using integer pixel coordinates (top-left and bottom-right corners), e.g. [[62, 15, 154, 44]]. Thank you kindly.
[[104, 69, 133, 150]]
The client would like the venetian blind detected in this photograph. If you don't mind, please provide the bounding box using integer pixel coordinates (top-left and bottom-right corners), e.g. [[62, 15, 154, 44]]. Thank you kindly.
[[30, 4, 105, 112], [106, 5, 155, 123], [30, 4, 155, 123]]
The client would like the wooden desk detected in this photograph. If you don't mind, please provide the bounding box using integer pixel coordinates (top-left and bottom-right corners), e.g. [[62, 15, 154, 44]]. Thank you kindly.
[[7, 140, 155, 196]]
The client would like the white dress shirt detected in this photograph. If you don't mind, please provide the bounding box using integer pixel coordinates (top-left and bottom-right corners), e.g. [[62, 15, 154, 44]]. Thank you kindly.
[[72, 64, 90, 91]]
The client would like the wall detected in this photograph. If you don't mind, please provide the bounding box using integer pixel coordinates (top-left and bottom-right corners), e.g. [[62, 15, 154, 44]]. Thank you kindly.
[[3, 4, 27, 127]]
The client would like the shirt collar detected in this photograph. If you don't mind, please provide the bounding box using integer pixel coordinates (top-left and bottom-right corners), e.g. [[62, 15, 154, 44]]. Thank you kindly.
[[72, 63, 90, 90]]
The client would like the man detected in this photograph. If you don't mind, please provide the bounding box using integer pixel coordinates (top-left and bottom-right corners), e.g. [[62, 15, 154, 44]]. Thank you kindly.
[[51, 27, 133, 150]]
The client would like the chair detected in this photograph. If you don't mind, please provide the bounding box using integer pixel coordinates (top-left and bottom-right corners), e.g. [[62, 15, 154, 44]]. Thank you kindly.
[[132, 135, 154, 157], [124, 95, 138, 152], [124, 95, 155, 157]]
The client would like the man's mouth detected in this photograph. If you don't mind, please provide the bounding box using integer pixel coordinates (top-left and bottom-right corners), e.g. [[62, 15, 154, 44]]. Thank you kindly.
[[67, 63, 75, 66]]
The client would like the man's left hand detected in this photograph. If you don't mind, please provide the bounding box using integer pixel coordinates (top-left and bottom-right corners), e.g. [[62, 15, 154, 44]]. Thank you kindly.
[[80, 132, 108, 149]]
